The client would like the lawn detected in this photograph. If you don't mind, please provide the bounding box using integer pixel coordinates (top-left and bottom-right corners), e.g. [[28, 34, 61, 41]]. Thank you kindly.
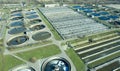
[[36, 8, 62, 40], [0, 54, 3, 71], [16, 44, 61, 61], [0, 55, 24, 71], [66, 48, 86, 71]]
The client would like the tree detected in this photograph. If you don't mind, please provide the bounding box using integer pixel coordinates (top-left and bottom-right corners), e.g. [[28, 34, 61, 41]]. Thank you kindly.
[[88, 38, 94, 43], [29, 57, 37, 63]]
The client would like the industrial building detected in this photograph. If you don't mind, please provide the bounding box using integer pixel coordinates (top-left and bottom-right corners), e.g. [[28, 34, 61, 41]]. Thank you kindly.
[[0, 0, 120, 71]]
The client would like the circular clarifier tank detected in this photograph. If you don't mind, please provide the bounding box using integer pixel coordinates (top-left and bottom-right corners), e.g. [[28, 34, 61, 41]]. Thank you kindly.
[[30, 19, 42, 25], [29, 24, 45, 31], [41, 57, 71, 71], [7, 35, 29, 46], [32, 31, 51, 41], [8, 27, 26, 35], [10, 21, 24, 27]]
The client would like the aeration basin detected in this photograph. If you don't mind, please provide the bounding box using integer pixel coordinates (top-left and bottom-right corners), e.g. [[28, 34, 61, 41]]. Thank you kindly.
[[7, 35, 29, 46]]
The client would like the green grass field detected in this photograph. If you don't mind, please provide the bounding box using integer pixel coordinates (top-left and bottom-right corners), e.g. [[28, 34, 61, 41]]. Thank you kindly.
[[0, 55, 24, 71], [16, 44, 61, 61], [66, 48, 86, 71], [0, 53, 3, 71]]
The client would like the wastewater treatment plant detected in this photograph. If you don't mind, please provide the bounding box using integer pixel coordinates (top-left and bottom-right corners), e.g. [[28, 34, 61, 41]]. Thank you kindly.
[[0, 0, 120, 71]]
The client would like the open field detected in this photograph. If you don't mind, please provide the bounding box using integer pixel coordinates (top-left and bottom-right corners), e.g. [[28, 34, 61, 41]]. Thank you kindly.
[[66, 48, 86, 71], [0, 39, 24, 71], [16, 44, 61, 61], [0, 55, 24, 71]]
